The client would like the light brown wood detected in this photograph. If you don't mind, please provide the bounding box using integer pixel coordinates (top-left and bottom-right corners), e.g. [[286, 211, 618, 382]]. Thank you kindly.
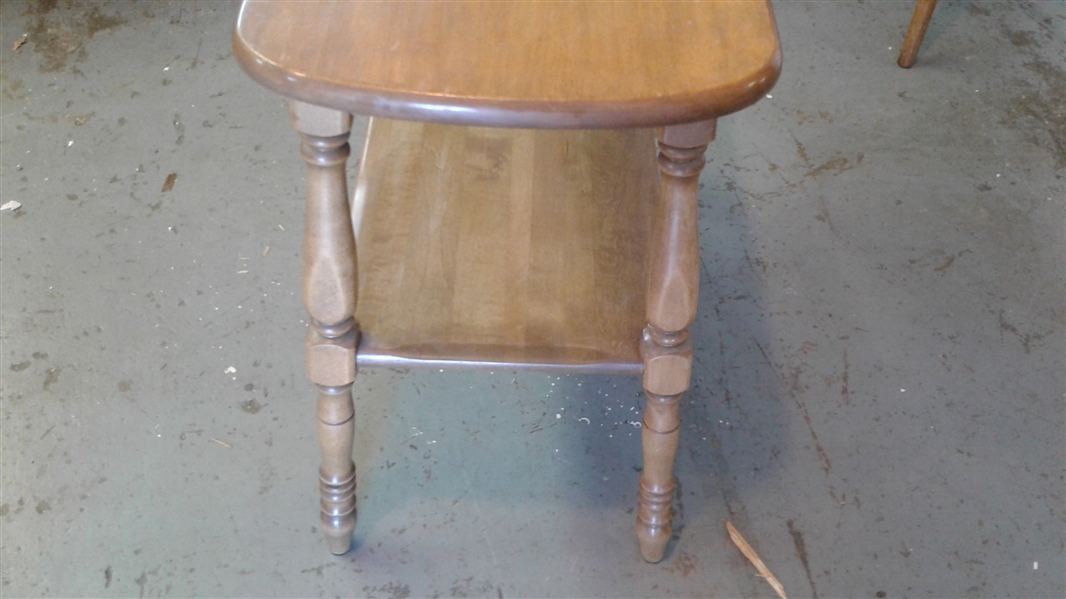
[[898, 0, 938, 68], [350, 118, 658, 371], [636, 121, 715, 563], [727, 521, 789, 599], [645, 126, 713, 334], [292, 101, 358, 555], [234, 0, 781, 129], [641, 327, 694, 399], [637, 390, 682, 562], [235, 0, 782, 562], [659, 119, 718, 149], [316, 381, 356, 556]]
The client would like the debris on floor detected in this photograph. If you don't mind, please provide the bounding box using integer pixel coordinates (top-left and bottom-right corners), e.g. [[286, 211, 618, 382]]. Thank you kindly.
[[161, 172, 177, 192], [727, 521, 787, 599]]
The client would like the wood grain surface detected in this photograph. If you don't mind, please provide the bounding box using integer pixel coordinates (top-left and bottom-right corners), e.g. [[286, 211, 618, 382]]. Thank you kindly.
[[234, 0, 781, 128], [290, 101, 359, 555], [350, 118, 659, 372]]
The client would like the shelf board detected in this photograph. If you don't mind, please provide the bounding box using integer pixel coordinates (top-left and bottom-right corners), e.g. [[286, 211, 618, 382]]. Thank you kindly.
[[351, 118, 659, 374]]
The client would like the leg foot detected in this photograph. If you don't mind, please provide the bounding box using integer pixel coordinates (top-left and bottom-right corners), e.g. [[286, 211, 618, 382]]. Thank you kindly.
[[636, 474, 676, 562], [325, 533, 353, 556], [321, 464, 356, 555], [317, 382, 356, 555], [636, 390, 682, 563]]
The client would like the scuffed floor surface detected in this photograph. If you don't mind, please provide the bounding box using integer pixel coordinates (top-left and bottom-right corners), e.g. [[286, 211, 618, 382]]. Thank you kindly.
[[2, 1, 1063, 597]]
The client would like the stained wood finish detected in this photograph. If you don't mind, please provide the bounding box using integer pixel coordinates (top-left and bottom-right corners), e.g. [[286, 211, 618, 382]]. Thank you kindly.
[[291, 101, 358, 555], [351, 118, 658, 372], [234, 0, 781, 129], [898, 0, 938, 68], [636, 121, 715, 563], [235, 0, 782, 563]]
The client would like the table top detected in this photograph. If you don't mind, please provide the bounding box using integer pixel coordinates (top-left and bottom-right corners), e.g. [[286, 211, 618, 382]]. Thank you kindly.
[[233, 0, 781, 129]]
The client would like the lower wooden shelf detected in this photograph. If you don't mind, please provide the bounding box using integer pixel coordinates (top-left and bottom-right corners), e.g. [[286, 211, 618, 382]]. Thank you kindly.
[[350, 118, 659, 374]]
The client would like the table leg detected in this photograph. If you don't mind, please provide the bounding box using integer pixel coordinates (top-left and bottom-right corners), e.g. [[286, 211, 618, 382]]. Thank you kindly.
[[290, 101, 359, 555], [638, 119, 716, 563]]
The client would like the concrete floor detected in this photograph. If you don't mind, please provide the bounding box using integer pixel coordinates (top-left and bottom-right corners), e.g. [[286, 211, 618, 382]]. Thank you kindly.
[[2, 1, 1063, 597]]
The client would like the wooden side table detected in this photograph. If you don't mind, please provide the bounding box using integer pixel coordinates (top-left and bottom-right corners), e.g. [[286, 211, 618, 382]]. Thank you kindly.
[[234, 0, 780, 563]]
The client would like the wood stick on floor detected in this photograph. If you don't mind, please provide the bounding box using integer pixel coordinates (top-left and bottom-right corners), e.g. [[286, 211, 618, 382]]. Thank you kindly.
[[727, 521, 787, 599]]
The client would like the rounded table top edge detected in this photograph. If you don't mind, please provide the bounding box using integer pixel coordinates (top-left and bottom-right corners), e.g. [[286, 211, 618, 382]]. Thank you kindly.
[[233, 29, 781, 130]]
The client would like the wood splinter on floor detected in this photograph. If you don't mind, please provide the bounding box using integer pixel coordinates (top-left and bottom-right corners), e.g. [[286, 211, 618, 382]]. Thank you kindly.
[[727, 521, 788, 599], [161, 173, 178, 193], [211, 438, 232, 448]]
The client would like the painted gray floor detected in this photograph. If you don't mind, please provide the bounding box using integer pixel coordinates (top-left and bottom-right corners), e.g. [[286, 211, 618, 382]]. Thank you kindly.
[[2, 1, 1063, 597]]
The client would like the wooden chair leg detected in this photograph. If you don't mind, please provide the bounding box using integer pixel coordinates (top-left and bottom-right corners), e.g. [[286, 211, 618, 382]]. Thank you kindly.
[[290, 101, 359, 555], [637, 120, 715, 562], [898, 0, 938, 68]]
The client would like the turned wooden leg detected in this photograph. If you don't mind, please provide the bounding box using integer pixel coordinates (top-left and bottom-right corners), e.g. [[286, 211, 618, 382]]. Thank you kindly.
[[290, 101, 359, 555], [898, 0, 938, 68], [637, 120, 715, 563]]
